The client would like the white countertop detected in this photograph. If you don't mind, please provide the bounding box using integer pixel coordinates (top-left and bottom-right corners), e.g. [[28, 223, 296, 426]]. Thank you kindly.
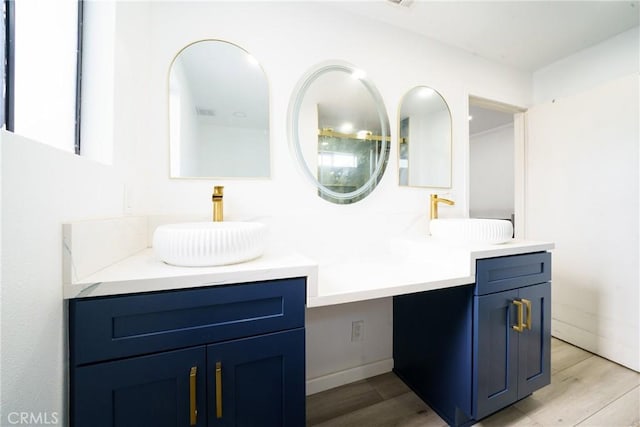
[[64, 237, 553, 307], [64, 248, 318, 299], [308, 239, 553, 307]]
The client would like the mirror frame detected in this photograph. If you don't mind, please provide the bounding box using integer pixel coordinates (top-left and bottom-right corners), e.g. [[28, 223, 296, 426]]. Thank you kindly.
[[397, 85, 453, 189], [167, 39, 271, 180], [287, 61, 390, 203]]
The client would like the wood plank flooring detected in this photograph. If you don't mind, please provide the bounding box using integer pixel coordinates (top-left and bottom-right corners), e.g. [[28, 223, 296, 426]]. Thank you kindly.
[[307, 338, 639, 426]]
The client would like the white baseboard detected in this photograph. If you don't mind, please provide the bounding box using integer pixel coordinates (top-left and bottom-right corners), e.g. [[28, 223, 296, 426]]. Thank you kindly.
[[305, 359, 394, 396], [552, 319, 640, 372]]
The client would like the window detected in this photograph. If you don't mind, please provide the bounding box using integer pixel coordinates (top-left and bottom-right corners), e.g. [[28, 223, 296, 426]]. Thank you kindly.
[[3, 0, 83, 154], [319, 152, 359, 169], [3, 0, 14, 130]]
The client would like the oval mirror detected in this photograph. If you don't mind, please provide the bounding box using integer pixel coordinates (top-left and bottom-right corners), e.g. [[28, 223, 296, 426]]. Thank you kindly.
[[288, 62, 390, 204], [398, 86, 452, 188], [168, 40, 270, 178]]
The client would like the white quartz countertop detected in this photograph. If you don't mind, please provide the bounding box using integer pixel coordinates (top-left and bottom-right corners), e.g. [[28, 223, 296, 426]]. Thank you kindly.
[[64, 248, 319, 299], [308, 239, 553, 307], [64, 236, 553, 307]]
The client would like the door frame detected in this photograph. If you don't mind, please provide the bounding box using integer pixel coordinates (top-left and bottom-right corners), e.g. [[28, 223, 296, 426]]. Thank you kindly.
[[468, 95, 528, 239]]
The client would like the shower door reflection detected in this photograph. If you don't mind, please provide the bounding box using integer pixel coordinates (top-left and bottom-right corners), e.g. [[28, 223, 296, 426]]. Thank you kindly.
[[316, 131, 385, 203]]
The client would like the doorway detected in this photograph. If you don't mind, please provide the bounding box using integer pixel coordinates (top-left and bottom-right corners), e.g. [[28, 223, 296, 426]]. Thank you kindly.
[[468, 96, 526, 238]]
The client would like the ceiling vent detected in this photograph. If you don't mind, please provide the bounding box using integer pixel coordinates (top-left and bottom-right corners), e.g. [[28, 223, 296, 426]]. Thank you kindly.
[[386, 0, 413, 7], [196, 107, 215, 117]]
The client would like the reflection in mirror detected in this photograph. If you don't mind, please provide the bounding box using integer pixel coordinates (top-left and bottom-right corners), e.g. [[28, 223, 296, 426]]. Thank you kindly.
[[398, 86, 452, 188], [169, 40, 269, 178], [288, 62, 390, 204]]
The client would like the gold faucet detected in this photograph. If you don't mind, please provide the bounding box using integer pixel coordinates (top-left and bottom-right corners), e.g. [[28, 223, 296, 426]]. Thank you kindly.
[[430, 193, 455, 220], [212, 186, 224, 222]]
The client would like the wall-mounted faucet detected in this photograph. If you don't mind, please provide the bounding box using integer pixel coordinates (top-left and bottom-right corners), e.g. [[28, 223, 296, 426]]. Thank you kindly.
[[430, 193, 455, 220], [212, 186, 224, 222]]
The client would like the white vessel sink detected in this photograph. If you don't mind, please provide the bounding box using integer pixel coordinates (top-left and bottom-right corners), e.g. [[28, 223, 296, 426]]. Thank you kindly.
[[429, 218, 513, 244], [153, 222, 266, 267]]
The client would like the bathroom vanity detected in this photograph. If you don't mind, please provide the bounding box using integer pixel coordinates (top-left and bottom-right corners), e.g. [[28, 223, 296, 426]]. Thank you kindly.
[[63, 218, 317, 427], [394, 251, 551, 426], [63, 218, 552, 427], [69, 278, 306, 427]]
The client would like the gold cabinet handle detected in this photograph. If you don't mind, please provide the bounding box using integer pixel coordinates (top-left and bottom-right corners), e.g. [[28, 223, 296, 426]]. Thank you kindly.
[[522, 298, 532, 330], [189, 367, 197, 426], [215, 362, 223, 419], [512, 300, 524, 332]]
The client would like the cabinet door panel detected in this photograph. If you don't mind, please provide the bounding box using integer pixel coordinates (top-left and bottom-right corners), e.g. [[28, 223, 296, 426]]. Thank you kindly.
[[517, 282, 551, 397], [70, 278, 305, 365], [475, 252, 551, 296], [72, 347, 206, 427], [207, 328, 305, 427], [474, 289, 519, 419]]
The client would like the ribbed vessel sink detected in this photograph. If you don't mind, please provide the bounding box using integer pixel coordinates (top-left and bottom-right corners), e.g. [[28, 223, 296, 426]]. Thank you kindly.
[[429, 218, 513, 244], [153, 222, 266, 267]]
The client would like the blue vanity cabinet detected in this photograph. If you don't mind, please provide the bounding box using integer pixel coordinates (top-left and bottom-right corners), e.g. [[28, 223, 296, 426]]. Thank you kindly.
[[393, 252, 551, 426], [69, 278, 306, 427]]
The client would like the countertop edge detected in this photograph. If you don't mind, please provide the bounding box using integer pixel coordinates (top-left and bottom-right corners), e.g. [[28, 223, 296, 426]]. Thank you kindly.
[[307, 275, 474, 308], [63, 241, 553, 303]]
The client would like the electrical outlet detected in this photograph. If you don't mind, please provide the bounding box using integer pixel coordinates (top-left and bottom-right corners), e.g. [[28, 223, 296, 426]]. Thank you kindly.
[[351, 320, 364, 342]]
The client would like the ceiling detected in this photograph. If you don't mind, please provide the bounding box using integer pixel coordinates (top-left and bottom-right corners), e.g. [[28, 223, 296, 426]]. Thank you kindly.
[[329, 1, 638, 135], [469, 105, 513, 135], [330, 0, 639, 71], [174, 40, 269, 129]]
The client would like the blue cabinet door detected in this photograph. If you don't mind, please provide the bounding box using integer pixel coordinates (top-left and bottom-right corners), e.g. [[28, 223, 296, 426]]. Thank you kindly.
[[474, 282, 551, 420], [206, 328, 305, 427], [72, 347, 207, 427], [474, 289, 519, 419], [517, 282, 551, 397]]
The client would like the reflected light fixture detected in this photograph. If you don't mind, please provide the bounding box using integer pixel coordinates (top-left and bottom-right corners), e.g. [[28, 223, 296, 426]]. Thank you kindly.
[[418, 87, 435, 97], [246, 54, 259, 66], [351, 69, 367, 80], [386, 0, 413, 6], [340, 122, 354, 133], [356, 130, 371, 139]]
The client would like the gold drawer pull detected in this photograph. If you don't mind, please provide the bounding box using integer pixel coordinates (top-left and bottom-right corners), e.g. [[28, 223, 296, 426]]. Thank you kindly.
[[512, 300, 524, 332], [189, 366, 197, 426], [522, 298, 532, 330], [215, 362, 223, 419]]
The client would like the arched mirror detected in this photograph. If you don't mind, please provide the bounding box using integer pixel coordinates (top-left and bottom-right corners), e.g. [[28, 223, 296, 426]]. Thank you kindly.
[[398, 86, 452, 188], [168, 40, 270, 178], [288, 62, 390, 204]]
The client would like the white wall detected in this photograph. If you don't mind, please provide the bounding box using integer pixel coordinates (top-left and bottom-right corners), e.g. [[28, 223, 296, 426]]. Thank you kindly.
[[533, 26, 639, 104], [0, 131, 125, 425], [469, 124, 514, 219], [130, 2, 531, 217], [527, 28, 639, 370]]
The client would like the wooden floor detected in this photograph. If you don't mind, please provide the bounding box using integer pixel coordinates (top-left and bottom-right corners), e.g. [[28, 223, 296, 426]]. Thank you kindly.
[[306, 338, 640, 426]]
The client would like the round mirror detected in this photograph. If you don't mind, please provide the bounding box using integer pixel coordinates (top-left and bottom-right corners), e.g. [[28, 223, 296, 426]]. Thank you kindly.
[[288, 62, 390, 204], [168, 40, 270, 178], [398, 86, 452, 188]]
